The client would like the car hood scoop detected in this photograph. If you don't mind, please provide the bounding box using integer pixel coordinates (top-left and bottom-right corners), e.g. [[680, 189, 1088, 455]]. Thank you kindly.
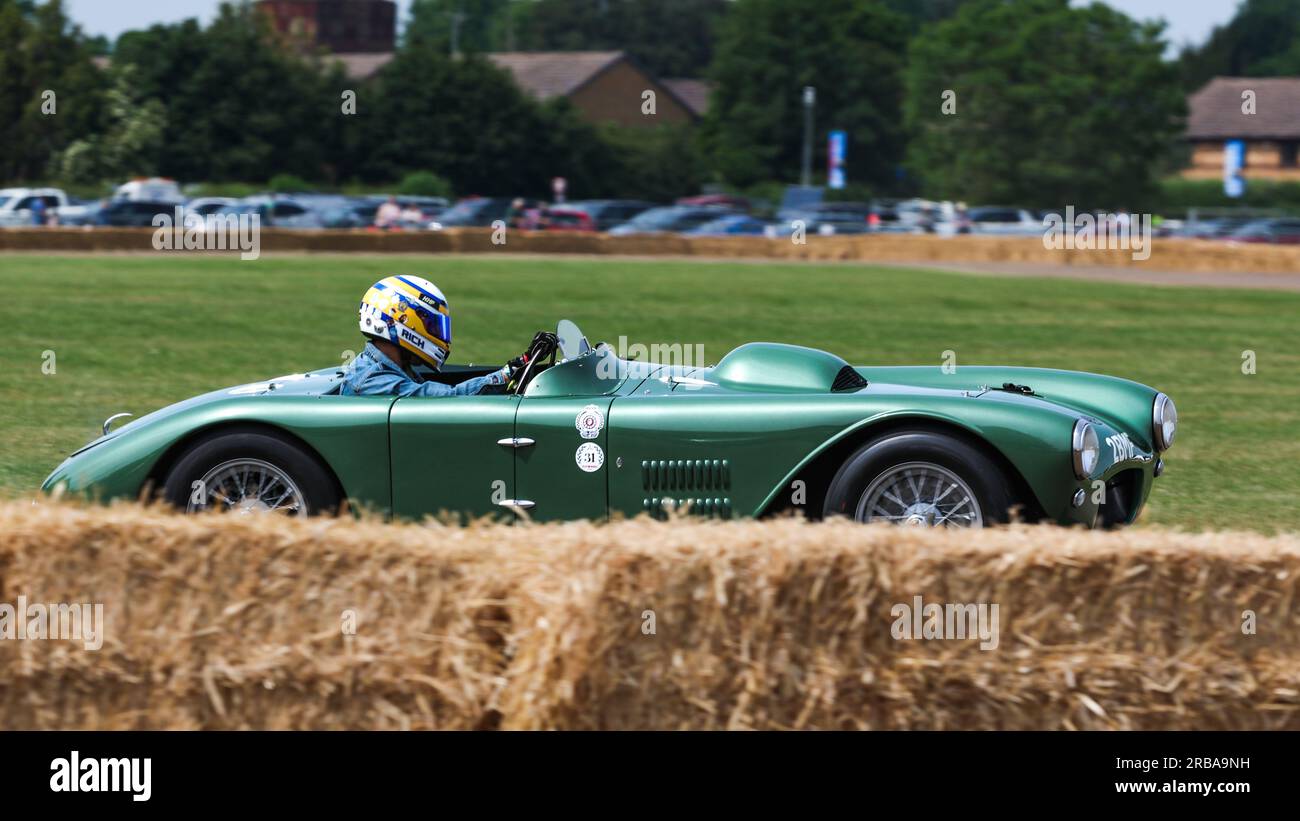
[[711, 343, 864, 393]]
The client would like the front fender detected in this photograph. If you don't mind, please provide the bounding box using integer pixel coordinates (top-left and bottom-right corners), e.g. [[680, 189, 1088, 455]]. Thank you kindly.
[[42, 395, 394, 512]]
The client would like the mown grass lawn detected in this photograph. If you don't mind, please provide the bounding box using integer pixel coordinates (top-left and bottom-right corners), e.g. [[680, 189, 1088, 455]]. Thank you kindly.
[[1, 253, 1296, 531]]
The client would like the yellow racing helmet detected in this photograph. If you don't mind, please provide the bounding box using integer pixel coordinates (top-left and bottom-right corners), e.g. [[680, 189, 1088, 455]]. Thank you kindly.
[[358, 275, 452, 369]]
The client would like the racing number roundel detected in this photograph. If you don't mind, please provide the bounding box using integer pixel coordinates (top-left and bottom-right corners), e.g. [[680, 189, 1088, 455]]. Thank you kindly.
[[575, 404, 604, 440], [576, 442, 604, 473]]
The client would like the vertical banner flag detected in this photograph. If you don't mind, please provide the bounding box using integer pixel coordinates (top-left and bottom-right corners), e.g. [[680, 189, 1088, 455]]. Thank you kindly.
[[828, 130, 847, 190], [1224, 139, 1245, 198]]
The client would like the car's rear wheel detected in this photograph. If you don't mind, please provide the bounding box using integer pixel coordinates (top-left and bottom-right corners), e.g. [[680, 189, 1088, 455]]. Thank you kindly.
[[161, 428, 341, 516], [823, 431, 1012, 528]]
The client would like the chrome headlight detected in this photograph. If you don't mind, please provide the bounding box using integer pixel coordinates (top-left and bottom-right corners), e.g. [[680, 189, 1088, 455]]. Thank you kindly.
[[1152, 393, 1177, 451], [1072, 419, 1099, 479]]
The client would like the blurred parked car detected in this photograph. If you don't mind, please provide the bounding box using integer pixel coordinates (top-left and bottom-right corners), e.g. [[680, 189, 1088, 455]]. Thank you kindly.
[[200, 197, 326, 229], [965, 206, 1041, 235], [677, 194, 751, 212], [58, 198, 101, 226], [1225, 218, 1300, 244], [0, 187, 76, 226], [430, 197, 513, 229], [95, 200, 180, 227], [685, 214, 770, 236], [768, 203, 874, 237], [1181, 217, 1259, 240], [181, 197, 239, 229], [561, 200, 655, 232], [542, 207, 597, 232], [608, 205, 734, 236]]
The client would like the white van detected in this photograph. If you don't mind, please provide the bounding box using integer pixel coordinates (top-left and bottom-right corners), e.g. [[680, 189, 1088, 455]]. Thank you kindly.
[[113, 177, 184, 203]]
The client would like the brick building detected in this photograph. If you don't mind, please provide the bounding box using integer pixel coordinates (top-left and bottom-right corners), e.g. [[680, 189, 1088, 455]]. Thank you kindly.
[[1185, 77, 1300, 181], [256, 0, 708, 127]]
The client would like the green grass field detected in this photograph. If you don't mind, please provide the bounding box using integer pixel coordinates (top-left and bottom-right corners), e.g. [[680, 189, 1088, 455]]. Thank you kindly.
[[1, 254, 1297, 531]]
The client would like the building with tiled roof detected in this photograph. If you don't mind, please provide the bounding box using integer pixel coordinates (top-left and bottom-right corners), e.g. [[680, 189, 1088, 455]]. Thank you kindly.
[[1185, 77, 1300, 181]]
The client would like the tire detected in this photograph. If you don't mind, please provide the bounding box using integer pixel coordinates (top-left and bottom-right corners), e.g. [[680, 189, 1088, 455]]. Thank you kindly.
[[823, 431, 1012, 527], [161, 426, 341, 516]]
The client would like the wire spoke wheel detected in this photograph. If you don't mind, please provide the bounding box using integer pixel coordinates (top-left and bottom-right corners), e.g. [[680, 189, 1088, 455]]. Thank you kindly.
[[855, 461, 983, 528], [187, 458, 306, 516]]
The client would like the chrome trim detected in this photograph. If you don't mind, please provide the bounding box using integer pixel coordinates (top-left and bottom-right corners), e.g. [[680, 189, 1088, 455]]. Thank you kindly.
[[496, 437, 536, 448], [1072, 488, 1086, 508], [102, 412, 132, 436], [495, 499, 535, 509]]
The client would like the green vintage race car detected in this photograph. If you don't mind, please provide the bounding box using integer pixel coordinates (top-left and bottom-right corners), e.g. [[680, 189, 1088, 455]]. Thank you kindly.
[[42, 320, 1176, 528]]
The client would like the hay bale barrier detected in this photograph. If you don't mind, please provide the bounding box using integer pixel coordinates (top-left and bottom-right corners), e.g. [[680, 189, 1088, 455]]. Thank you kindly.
[[5, 227, 1300, 273], [1, 500, 1297, 729]]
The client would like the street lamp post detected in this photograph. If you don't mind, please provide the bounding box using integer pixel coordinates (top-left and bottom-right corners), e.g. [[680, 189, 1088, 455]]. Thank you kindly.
[[801, 86, 816, 187]]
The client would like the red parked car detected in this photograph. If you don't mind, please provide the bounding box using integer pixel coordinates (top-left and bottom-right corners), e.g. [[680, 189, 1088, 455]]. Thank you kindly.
[[676, 194, 751, 212], [1225, 218, 1300, 244], [543, 207, 597, 232]]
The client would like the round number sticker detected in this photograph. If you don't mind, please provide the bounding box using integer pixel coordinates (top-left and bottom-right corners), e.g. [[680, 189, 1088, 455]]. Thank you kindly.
[[575, 404, 604, 440], [575, 442, 605, 473]]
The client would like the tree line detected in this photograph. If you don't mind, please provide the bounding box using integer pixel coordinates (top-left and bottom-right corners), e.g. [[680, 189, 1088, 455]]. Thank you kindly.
[[2, 0, 1286, 207]]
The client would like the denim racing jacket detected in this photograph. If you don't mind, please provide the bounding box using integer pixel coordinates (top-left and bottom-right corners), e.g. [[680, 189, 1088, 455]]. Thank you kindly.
[[339, 342, 508, 398]]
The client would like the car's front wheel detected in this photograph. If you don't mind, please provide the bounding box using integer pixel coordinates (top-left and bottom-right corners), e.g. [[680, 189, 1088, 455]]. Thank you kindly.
[[161, 427, 341, 516], [823, 431, 1012, 527]]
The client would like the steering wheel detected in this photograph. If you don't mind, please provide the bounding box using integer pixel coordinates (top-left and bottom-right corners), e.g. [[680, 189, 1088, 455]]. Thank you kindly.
[[508, 335, 559, 395]]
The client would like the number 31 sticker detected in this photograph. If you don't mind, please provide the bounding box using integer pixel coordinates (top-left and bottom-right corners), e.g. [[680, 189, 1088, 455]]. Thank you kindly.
[[575, 442, 605, 473]]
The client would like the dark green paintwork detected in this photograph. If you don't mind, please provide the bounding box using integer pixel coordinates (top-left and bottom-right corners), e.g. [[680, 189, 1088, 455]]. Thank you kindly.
[[42, 338, 1170, 527]]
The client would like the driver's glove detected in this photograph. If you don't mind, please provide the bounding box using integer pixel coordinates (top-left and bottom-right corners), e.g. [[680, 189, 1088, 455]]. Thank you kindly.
[[507, 332, 559, 381], [529, 331, 559, 354]]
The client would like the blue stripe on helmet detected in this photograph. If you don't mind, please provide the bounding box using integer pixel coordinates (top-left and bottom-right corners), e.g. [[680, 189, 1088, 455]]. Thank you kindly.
[[395, 276, 446, 310]]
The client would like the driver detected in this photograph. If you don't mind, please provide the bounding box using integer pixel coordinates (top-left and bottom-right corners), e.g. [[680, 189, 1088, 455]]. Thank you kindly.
[[340, 275, 543, 397]]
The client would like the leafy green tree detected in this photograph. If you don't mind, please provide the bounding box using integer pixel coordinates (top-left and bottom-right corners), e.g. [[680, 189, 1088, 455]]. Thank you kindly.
[[112, 21, 208, 105], [883, 0, 975, 29], [398, 171, 453, 198], [703, 0, 908, 189], [1177, 0, 1300, 88], [405, 0, 515, 54], [0, 0, 105, 181], [106, 3, 339, 183], [50, 64, 165, 184], [0, 2, 34, 181], [593, 123, 705, 201], [515, 0, 728, 78], [361, 47, 556, 193], [903, 0, 1184, 209]]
